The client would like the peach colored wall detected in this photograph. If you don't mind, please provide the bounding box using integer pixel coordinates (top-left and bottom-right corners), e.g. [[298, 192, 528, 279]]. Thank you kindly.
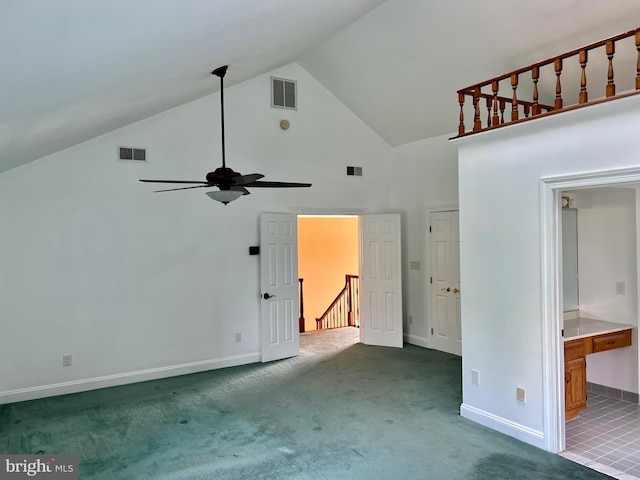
[[298, 216, 359, 332]]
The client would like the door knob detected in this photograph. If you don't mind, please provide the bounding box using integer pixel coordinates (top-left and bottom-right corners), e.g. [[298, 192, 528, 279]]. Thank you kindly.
[[440, 287, 451, 292], [452, 288, 460, 294], [262, 293, 276, 300]]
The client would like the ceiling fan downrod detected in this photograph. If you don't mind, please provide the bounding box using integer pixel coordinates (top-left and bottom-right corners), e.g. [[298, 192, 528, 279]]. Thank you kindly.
[[212, 65, 228, 169]]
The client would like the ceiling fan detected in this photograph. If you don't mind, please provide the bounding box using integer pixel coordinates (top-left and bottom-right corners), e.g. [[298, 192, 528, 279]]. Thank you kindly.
[[140, 65, 311, 205]]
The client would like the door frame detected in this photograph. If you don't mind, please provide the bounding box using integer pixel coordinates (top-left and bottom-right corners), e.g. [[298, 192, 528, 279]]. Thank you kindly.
[[425, 204, 459, 350], [540, 166, 640, 454]]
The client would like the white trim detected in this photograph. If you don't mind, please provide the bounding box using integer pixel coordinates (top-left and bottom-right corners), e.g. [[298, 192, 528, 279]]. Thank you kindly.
[[540, 181, 564, 453], [289, 206, 368, 215], [426, 203, 459, 214], [0, 352, 260, 405], [460, 403, 545, 450], [540, 166, 640, 453], [404, 333, 429, 348]]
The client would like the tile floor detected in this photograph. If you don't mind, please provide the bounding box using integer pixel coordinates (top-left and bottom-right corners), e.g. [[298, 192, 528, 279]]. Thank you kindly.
[[564, 393, 640, 479]]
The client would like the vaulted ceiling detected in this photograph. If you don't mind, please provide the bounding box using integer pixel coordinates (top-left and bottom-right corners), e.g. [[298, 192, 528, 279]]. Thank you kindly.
[[2, 0, 640, 173]]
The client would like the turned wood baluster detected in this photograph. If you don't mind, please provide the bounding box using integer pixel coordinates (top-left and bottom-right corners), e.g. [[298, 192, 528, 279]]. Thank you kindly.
[[458, 93, 465, 135], [499, 99, 505, 124], [554, 58, 563, 110], [606, 40, 616, 97], [511, 74, 519, 121], [636, 31, 640, 90], [579, 49, 588, 104], [491, 80, 500, 126], [473, 87, 481, 131], [486, 97, 492, 127], [523, 104, 530, 118], [531, 66, 540, 115]]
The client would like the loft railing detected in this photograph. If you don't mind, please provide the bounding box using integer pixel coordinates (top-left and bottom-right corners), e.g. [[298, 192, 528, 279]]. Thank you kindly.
[[455, 27, 640, 137], [316, 275, 359, 330]]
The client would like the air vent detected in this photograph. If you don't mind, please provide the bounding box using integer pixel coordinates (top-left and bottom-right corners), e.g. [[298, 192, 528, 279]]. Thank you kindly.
[[346, 166, 363, 177], [119, 146, 146, 162], [271, 77, 297, 110]]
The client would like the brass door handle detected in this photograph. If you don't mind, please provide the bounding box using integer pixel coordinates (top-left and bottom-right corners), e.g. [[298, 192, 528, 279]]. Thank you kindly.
[[452, 288, 460, 294], [441, 287, 451, 292]]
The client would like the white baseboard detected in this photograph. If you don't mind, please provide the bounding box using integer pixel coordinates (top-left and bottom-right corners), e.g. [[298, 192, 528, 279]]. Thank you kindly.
[[460, 403, 545, 450], [404, 333, 429, 349], [0, 352, 261, 405]]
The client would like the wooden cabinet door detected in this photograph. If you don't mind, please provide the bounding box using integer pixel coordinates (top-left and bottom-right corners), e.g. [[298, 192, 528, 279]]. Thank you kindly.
[[565, 357, 587, 418]]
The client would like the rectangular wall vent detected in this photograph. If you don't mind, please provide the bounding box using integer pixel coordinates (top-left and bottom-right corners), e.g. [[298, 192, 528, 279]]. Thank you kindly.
[[119, 146, 146, 161], [346, 166, 363, 176], [271, 77, 297, 110]]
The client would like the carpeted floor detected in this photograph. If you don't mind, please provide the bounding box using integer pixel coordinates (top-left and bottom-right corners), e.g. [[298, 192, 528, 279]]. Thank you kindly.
[[0, 328, 611, 479]]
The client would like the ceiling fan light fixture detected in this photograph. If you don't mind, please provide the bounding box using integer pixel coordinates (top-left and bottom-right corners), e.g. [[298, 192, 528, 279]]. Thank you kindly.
[[206, 189, 243, 205]]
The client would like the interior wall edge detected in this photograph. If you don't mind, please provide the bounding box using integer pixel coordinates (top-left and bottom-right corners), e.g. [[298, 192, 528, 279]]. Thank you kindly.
[[0, 352, 260, 405]]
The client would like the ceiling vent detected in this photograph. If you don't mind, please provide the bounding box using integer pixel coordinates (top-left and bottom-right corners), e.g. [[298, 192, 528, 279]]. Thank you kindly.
[[119, 146, 146, 162], [271, 77, 297, 110], [346, 166, 363, 177]]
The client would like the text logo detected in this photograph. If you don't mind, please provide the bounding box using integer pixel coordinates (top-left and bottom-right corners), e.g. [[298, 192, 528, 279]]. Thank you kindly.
[[0, 455, 78, 479]]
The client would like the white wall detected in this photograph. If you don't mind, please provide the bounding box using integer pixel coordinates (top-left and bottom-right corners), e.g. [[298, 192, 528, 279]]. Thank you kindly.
[[0, 62, 393, 403], [454, 94, 640, 450], [390, 134, 459, 347], [575, 188, 638, 393]]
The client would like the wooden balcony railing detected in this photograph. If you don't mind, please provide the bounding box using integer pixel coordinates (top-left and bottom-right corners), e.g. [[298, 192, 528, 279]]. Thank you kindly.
[[455, 27, 640, 137]]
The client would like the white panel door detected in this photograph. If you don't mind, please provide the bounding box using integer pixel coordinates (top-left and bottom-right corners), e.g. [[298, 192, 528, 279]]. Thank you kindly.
[[360, 214, 403, 348], [260, 213, 299, 362], [430, 211, 462, 356]]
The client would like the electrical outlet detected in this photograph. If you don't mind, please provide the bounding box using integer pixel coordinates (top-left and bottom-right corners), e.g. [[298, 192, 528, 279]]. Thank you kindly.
[[235, 332, 242, 343], [517, 386, 526, 403], [616, 282, 625, 295], [471, 369, 479, 386], [63, 354, 72, 367]]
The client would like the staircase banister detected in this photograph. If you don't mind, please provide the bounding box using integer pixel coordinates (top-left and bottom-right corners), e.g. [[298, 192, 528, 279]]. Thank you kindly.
[[316, 285, 349, 323]]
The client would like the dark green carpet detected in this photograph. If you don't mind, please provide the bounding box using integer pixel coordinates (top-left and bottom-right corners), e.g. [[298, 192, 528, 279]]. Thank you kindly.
[[0, 328, 610, 479]]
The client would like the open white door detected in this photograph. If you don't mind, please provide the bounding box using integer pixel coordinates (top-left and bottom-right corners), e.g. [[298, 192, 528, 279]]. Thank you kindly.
[[260, 213, 299, 362], [360, 214, 403, 348]]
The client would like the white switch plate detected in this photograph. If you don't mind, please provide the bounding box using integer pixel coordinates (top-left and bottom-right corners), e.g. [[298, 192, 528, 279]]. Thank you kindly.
[[471, 369, 479, 385], [517, 386, 526, 403], [616, 282, 625, 295], [235, 332, 242, 343], [63, 354, 72, 367]]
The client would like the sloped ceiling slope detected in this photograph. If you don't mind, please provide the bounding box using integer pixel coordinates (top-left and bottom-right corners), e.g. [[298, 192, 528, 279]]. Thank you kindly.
[[299, 0, 640, 146], [0, 0, 384, 173], [3, 1, 640, 174]]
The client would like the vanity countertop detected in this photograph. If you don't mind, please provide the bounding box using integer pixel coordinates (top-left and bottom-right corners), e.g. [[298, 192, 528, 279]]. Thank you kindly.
[[564, 317, 633, 340]]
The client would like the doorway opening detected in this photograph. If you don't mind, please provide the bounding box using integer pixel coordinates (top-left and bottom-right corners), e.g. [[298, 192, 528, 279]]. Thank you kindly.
[[558, 186, 640, 477], [540, 167, 640, 460], [259, 212, 404, 362], [297, 215, 359, 334]]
